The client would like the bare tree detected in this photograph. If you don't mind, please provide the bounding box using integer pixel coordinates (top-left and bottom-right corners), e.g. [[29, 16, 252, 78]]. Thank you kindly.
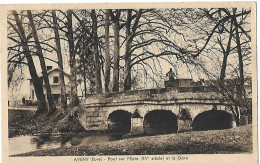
[[27, 10, 56, 114], [104, 9, 111, 93], [11, 10, 47, 115], [67, 10, 79, 106], [110, 9, 121, 92], [51, 10, 67, 110], [91, 9, 102, 93], [123, 9, 142, 91], [190, 8, 252, 125]]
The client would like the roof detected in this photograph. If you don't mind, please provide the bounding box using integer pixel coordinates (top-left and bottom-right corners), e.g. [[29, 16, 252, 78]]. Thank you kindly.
[[28, 68, 70, 80], [40, 68, 70, 77]]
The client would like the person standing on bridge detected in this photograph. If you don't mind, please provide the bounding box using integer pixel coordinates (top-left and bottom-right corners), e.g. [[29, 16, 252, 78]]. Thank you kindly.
[[166, 68, 176, 81]]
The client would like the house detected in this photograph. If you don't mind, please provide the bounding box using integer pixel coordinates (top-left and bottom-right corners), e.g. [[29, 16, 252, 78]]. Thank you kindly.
[[29, 67, 71, 104]]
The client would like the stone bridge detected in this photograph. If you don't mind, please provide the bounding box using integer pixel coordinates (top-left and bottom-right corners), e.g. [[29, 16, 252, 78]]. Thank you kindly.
[[77, 87, 237, 135]]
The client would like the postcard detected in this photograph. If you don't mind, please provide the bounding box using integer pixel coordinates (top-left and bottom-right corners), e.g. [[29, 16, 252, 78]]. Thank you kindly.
[[1, 2, 257, 163]]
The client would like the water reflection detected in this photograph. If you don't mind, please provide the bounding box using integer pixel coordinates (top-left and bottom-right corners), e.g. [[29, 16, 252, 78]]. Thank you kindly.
[[9, 132, 125, 156]]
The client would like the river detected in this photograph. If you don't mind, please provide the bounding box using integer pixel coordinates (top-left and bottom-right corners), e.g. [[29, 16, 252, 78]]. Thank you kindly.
[[9, 132, 125, 156]]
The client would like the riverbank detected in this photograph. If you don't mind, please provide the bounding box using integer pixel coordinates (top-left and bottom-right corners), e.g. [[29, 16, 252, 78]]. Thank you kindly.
[[8, 109, 85, 138], [8, 110, 37, 137], [14, 124, 252, 156]]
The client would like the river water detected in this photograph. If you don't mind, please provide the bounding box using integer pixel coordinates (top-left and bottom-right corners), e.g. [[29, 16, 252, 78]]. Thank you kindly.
[[9, 132, 125, 156]]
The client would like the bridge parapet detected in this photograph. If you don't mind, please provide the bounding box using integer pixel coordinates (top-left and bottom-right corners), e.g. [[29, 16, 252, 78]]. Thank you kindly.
[[85, 88, 223, 106]]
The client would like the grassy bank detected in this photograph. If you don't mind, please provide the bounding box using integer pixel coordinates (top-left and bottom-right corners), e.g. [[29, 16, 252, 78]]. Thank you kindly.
[[8, 110, 37, 137], [8, 109, 85, 138], [14, 124, 252, 156]]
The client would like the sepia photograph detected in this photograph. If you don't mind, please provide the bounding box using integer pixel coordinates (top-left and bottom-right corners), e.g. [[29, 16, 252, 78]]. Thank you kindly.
[[1, 2, 257, 163]]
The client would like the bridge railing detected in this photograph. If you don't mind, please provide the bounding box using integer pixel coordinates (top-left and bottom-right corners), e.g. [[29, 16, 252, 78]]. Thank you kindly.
[[84, 87, 222, 105]]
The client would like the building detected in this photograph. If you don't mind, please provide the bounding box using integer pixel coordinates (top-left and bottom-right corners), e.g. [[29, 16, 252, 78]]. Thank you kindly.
[[29, 67, 70, 104]]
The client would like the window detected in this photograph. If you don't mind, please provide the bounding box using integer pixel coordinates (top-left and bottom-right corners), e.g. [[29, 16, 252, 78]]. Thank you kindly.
[[53, 76, 59, 83], [46, 66, 52, 70]]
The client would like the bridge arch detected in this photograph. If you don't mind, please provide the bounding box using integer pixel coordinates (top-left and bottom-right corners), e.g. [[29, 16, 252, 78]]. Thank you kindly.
[[143, 110, 178, 135], [192, 110, 235, 131], [107, 110, 132, 132]]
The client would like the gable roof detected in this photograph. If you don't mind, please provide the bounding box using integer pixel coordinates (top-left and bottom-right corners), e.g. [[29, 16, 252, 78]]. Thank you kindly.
[[40, 68, 70, 77], [28, 68, 70, 81]]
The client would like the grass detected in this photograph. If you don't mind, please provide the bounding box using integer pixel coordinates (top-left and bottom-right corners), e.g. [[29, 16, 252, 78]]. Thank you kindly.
[[8, 110, 37, 137], [13, 124, 252, 156], [8, 109, 85, 138]]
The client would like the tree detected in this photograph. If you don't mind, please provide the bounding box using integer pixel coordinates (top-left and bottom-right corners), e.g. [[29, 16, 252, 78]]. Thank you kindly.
[[27, 10, 56, 114], [67, 10, 79, 106], [110, 9, 121, 92], [123, 9, 142, 91], [232, 8, 245, 106], [91, 9, 102, 93], [51, 10, 67, 110], [11, 10, 47, 115], [190, 8, 252, 126], [104, 9, 111, 93]]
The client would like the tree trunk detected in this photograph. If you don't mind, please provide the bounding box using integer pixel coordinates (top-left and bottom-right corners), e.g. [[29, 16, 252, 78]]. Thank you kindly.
[[124, 57, 132, 91], [124, 10, 133, 91], [91, 9, 102, 94], [111, 10, 120, 92], [12, 10, 47, 115], [123, 9, 142, 91], [27, 10, 57, 114], [67, 10, 79, 106], [233, 9, 245, 106], [82, 52, 87, 98], [52, 10, 67, 110], [234, 106, 241, 126], [104, 9, 111, 93], [80, 18, 88, 98], [219, 20, 233, 85], [220, 54, 228, 83]]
